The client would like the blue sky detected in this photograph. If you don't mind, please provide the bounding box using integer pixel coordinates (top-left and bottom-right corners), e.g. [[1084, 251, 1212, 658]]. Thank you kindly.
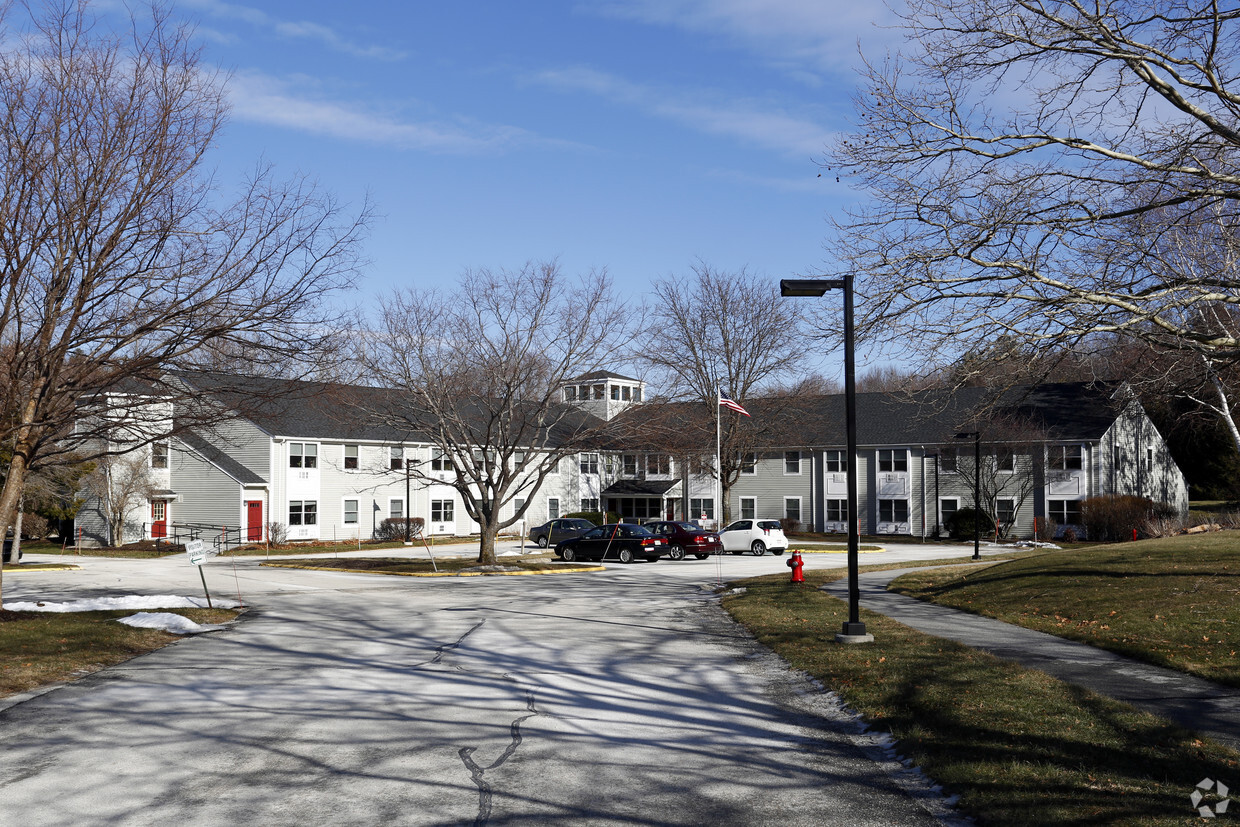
[[173, 0, 900, 308]]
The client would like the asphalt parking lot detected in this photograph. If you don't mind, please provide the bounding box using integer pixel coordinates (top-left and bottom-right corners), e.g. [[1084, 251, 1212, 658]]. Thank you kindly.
[[1, 541, 988, 825]]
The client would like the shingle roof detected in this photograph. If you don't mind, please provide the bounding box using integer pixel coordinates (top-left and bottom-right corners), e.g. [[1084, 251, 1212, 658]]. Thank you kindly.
[[176, 431, 268, 485], [178, 371, 608, 447], [614, 381, 1129, 449]]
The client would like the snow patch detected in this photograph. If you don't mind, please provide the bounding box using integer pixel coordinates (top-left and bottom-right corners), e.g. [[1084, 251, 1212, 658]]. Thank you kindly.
[[3, 595, 240, 612], [116, 612, 225, 634]]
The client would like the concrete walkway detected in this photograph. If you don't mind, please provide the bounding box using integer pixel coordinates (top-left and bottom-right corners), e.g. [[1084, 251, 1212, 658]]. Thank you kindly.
[[823, 568, 1240, 754]]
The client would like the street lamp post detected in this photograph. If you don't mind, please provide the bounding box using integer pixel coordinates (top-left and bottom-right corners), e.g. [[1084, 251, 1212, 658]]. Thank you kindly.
[[955, 431, 982, 561], [781, 276, 871, 643]]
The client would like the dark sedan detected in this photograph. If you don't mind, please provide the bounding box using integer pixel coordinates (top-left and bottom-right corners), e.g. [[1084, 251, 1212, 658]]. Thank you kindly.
[[643, 520, 723, 560], [529, 518, 595, 549], [554, 523, 667, 563]]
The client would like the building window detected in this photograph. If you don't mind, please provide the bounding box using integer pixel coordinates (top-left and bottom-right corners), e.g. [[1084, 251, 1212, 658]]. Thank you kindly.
[[514, 498, 526, 518], [939, 449, 957, 473], [593, 384, 605, 399], [690, 498, 714, 520], [1049, 499, 1082, 525], [647, 454, 670, 475], [289, 443, 317, 469], [784, 451, 801, 475], [611, 385, 621, 400], [622, 454, 639, 476], [390, 447, 404, 471], [940, 498, 959, 528], [580, 453, 599, 474], [634, 387, 642, 402], [390, 499, 404, 520], [622, 386, 631, 401], [879, 499, 909, 523], [564, 386, 577, 402], [827, 499, 847, 522], [740, 497, 756, 520], [580, 497, 599, 512], [431, 499, 454, 522], [578, 384, 590, 400], [784, 497, 801, 523], [825, 450, 848, 473], [548, 497, 560, 519], [740, 453, 757, 475], [878, 450, 907, 473], [1049, 445, 1083, 471], [994, 448, 1015, 473], [431, 449, 453, 472], [343, 499, 359, 525], [344, 444, 358, 470], [289, 501, 317, 526], [996, 498, 1016, 526], [151, 442, 168, 469]]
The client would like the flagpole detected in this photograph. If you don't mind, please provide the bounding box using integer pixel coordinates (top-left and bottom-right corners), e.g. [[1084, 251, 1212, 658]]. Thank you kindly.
[[715, 389, 722, 529]]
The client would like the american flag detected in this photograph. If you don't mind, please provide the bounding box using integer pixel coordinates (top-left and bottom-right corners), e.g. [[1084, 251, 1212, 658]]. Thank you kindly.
[[719, 390, 750, 417]]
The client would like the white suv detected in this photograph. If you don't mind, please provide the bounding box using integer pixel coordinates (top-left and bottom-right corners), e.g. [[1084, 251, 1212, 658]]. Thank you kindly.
[[720, 519, 787, 556]]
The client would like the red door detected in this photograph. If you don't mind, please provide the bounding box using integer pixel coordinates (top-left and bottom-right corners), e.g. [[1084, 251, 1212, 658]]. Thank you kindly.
[[246, 501, 263, 542], [151, 501, 167, 539]]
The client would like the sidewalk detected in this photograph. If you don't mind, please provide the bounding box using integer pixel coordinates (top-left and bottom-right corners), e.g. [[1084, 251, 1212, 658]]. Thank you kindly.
[[822, 568, 1240, 754]]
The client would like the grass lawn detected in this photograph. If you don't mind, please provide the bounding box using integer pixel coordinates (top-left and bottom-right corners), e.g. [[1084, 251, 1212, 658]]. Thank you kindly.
[[724, 570, 1240, 826], [260, 554, 591, 575], [0, 608, 242, 697], [889, 532, 1240, 687]]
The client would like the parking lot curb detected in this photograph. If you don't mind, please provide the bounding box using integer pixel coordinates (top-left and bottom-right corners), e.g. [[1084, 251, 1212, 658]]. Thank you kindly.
[[259, 562, 606, 577], [2, 564, 82, 573]]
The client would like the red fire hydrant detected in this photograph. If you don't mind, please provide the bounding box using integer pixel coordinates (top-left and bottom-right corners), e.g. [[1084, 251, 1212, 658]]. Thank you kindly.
[[787, 550, 804, 583]]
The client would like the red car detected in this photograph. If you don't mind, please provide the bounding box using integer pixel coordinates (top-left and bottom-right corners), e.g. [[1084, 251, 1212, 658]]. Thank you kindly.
[[644, 520, 723, 560]]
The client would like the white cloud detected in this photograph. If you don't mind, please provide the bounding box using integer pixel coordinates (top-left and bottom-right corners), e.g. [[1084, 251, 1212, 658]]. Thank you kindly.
[[534, 67, 831, 157], [182, 0, 407, 61], [585, 0, 902, 76], [226, 71, 540, 154]]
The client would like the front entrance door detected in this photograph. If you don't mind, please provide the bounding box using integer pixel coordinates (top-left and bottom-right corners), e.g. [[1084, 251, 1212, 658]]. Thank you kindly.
[[151, 501, 166, 539], [246, 500, 263, 542]]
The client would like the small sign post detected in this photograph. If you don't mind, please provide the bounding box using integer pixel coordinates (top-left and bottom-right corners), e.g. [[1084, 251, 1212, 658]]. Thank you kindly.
[[185, 539, 213, 608]]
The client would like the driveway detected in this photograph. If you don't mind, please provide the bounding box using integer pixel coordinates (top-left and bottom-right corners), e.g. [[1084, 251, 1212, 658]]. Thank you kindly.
[[0, 544, 982, 826]]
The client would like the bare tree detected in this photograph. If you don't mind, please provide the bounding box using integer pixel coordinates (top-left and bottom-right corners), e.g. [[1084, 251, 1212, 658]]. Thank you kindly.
[[361, 262, 637, 565], [0, 2, 368, 600], [829, 0, 1240, 444], [83, 454, 159, 547], [942, 417, 1046, 540], [638, 263, 807, 521]]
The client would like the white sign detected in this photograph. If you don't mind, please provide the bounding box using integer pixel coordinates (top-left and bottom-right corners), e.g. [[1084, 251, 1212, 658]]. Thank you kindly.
[[185, 539, 207, 566]]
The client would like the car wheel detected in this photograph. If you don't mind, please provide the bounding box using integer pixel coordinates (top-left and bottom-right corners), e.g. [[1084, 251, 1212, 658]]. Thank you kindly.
[[694, 554, 708, 560], [667, 544, 686, 561], [537, 535, 549, 549], [618, 548, 634, 564], [560, 547, 576, 562], [751, 540, 767, 556]]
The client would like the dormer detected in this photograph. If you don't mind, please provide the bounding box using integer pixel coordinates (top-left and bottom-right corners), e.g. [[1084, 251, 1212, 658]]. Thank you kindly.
[[563, 371, 645, 421]]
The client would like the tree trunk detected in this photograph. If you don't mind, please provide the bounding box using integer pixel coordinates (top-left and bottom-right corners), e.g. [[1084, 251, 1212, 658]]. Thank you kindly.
[[1209, 368, 1240, 456], [477, 524, 499, 566], [0, 447, 33, 604]]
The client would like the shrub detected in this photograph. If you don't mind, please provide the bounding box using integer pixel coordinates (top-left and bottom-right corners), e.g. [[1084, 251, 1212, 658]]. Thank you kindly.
[[1079, 495, 1168, 541], [1034, 515, 1058, 542], [266, 521, 288, 544], [564, 511, 612, 525], [1062, 526, 1078, 543], [20, 513, 49, 541], [375, 517, 424, 541], [780, 518, 801, 534], [944, 507, 994, 541]]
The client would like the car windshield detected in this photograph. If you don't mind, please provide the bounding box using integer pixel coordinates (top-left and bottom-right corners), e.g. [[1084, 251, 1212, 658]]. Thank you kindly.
[[582, 527, 608, 539], [569, 520, 593, 529], [757, 521, 782, 531], [673, 522, 698, 531]]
